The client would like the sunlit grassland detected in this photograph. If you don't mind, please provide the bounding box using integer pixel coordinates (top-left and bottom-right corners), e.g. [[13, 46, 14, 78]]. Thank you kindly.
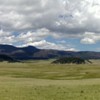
[[0, 60, 100, 80], [0, 60, 99, 100]]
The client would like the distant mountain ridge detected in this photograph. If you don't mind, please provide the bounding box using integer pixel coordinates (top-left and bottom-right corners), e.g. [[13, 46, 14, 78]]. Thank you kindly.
[[0, 44, 100, 60]]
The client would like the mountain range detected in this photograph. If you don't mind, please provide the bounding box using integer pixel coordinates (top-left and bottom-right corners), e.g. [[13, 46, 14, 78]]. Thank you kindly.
[[0, 44, 100, 60]]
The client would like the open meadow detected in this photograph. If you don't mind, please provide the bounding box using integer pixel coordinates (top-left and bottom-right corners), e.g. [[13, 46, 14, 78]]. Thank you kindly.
[[0, 60, 100, 100]]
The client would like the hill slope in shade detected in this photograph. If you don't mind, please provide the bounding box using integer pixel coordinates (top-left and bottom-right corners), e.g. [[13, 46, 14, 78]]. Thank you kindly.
[[0, 54, 16, 62], [52, 57, 92, 64]]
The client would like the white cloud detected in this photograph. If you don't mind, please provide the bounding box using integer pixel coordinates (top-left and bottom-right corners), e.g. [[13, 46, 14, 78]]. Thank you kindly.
[[81, 32, 100, 44], [0, 28, 49, 45], [81, 38, 95, 44], [0, 0, 100, 50], [0, 29, 15, 44], [0, 29, 10, 36], [17, 28, 49, 42], [0, 0, 100, 35], [19, 40, 77, 51]]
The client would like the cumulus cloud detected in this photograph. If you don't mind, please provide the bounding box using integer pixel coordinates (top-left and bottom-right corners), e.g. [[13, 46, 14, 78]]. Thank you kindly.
[[0, 0, 100, 34], [16, 28, 49, 43], [0, 29, 15, 44], [0, 28, 49, 44], [81, 32, 100, 44], [0, 0, 100, 50], [0, 29, 77, 51], [20, 40, 77, 51]]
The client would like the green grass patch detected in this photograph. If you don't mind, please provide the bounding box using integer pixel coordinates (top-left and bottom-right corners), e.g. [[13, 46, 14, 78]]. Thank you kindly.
[[0, 60, 99, 99], [0, 77, 100, 100], [0, 60, 99, 80]]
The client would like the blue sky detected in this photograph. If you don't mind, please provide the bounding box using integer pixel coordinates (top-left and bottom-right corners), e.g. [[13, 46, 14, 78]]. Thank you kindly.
[[0, 0, 100, 51], [45, 37, 100, 51]]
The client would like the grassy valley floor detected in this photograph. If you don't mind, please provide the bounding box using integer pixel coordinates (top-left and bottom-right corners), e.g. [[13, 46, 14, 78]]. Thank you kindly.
[[0, 60, 100, 100]]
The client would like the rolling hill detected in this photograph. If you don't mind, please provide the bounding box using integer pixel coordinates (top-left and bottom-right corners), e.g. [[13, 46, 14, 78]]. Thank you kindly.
[[52, 57, 92, 64], [0, 44, 100, 60]]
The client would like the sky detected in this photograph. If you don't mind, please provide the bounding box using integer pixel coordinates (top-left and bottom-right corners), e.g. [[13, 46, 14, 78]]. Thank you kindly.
[[0, 0, 100, 51]]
